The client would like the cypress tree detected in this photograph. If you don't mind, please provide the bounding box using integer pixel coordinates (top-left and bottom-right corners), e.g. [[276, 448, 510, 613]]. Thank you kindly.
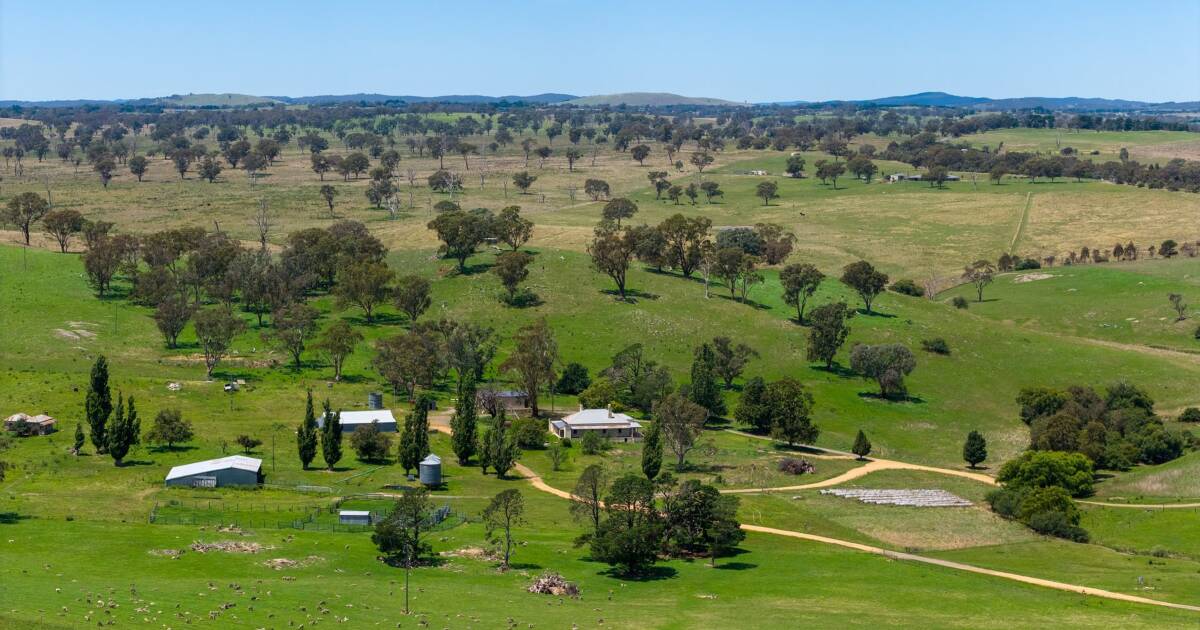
[[107, 393, 140, 466], [689, 343, 726, 420], [963, 430, 988, 469], [85, 355, 113, 453], [320, 399, 343, 470], [481, 409, 519, 477], [641, 421, 662, 480], [400, 394, 433, 474], [852, 429, 872, 461], [451, 373, 479, 465], [297, 390, 318, 469], [72, 422, 85, 455]]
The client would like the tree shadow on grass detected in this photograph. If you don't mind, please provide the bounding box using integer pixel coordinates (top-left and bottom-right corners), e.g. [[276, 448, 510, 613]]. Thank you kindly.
[[333, 373, 370, 385], [601, 288, 660, 303], [714, 561, 757, 571], [714, 294, 773, 311], [857, 392, 925, 404], [502, 290, 543, 308], [117, 459, 156, 467], [814, 363, 856, 379], [148, 444, 198, 454], [0, 512, 30, 524], [597, 565, 678, 582], [856, 309, 897, 318], [345, 312, 406, 327], [508, 561, 542, 571], [456, 261, 495, 276], [771, 443, 829, 456]]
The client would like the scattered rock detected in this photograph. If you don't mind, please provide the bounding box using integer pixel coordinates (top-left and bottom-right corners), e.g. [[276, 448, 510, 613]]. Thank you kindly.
[[190, 541, 268, 554]]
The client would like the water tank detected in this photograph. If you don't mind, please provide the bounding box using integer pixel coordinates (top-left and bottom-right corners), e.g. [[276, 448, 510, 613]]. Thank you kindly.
[[368, 392, 384, 410], [418, 454, 442, 487]]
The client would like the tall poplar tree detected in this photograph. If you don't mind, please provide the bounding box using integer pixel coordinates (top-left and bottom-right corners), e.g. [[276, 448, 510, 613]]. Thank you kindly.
[[320, 399, 343, 470], [297, 390, 319, 469], [85, 355, 113, 453], [451, 373, 479, 465]]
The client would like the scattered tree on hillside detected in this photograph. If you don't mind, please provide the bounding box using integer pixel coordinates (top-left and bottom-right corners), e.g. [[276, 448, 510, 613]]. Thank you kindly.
[[765, 377, 818, 446], [335, 261, 394, 322], [269, 303, 320, 367], [806, 302, 852, 368], [42, 209, 84, 253], [655, 392, 708, 469], [755, 180, 779, 205], [963, 260, 996, 302], [641, 420, 663, 480], [852, 429, 872, 460], [602, 198, 638, 227], [495, 206, 533, 251], [146, 408, 193, 450], [315, 320, 362, 382], [711, 336, 758, 388], [193, 307, 246, 379], [3, 192, 49, 245], [850, 343, 917, 399], [588, 223, 638, 300], [482, 489, 526, 569], [688, 343, 726, 419], [841, 260, 889, 314], [500, 319, 558, 417], [780, 263, 825, 324], [963, 430, 988, 468], [570, 464, 609, 537], [493, 250, 533, 303], [393, 275, 432, 323], [1169, 293, 1188, 321]]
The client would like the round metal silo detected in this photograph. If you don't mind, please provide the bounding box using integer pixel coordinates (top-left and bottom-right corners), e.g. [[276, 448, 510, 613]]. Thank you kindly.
[[418, 454, 442, 486]]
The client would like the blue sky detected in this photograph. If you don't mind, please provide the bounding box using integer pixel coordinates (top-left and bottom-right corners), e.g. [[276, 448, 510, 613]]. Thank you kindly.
[[2, 1, 1197, 102]]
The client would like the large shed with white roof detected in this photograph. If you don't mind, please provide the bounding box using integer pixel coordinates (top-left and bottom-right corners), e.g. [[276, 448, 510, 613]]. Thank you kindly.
[[164, 455, 263, 488], [318, 409, 398, 433]]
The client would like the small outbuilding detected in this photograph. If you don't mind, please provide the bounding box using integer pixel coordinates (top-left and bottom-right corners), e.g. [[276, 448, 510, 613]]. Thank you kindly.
[[338, 510, 373, 526], [419, 454, 443, 486], [165, 455, 263, 488], [319, 409, 398, 433], [4, 413, 57, 436]]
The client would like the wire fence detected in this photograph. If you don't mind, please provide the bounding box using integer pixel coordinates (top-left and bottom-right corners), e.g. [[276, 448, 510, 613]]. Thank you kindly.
[[148, 496, 467, 533]]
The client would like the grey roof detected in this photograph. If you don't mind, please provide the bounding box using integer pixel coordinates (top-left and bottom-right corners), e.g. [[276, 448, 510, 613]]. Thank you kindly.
[[420, 454, 442, 465], [339, 510, 371, 516], [321, 409, 397, 426], [561, 408, 642, 428], [165, 455, 261, 481]]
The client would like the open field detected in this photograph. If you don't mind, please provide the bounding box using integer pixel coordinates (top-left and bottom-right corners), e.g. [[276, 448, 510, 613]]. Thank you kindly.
[[3, 132, 1198, 280], [3, 119, 1200, 625], [953, 128, 1200, 164], [939, 259, 1200, 354]]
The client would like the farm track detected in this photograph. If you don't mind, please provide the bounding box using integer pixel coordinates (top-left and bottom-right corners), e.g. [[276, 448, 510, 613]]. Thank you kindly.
[[1008, 192, 1032, 253], [429, 419, 1200, 613]]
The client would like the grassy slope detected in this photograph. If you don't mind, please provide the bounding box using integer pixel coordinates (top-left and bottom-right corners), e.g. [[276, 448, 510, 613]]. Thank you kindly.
[[940, 259, 1200, 354]]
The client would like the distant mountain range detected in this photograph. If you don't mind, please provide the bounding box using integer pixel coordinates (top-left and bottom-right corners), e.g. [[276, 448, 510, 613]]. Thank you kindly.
[[811, 91, 1200, 112], [564, 92, 747, 107], [1, 90, 1195, 112]]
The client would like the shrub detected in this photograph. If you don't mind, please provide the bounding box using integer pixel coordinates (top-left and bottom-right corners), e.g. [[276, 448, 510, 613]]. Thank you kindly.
[[778, 458, 815, 475], [1194, 325, 1200, 340], [560, 437, 572, 448], [1016, 486, 1079, 524], [985, 487, 1026, 519], [921, 337, 951, 355], [1027, 510, 1089, 542], [889, 279, 925, 297], [511, 417, 548, 450], [580, 430, 608, 455], [1014, 258, 1042, 270], [350, 421, 392, 462], [951, 296, 969, 309], [996, 451, 1094, 497]]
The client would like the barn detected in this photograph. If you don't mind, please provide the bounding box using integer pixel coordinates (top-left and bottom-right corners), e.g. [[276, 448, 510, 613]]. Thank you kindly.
[[164, 455, 263, 488]]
